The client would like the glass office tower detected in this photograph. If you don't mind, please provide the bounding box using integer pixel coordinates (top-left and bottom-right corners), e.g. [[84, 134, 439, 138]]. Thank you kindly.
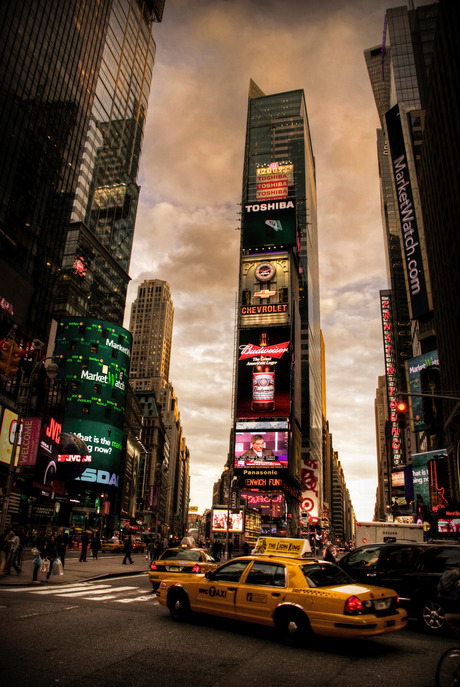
[[234, 82, 322, 535], [0, 0, 163, 345]]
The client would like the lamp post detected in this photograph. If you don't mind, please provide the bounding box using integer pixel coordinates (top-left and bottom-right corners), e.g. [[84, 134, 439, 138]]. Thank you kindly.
[[0, 357, 59, 534]]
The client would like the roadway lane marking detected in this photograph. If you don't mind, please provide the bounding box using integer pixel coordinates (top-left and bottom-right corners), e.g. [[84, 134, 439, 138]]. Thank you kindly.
[[115, 595, 154, 603], [30, 584, 112, 595]]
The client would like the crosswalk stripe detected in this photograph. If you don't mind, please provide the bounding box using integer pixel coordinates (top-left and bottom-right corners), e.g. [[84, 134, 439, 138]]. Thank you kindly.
[[31, 584, 112, 595], [56, 586, 136, 597]]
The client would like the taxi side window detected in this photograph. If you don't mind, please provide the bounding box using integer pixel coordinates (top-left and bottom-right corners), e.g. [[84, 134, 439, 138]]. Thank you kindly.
[[213, 560, 249, 582], [244, 562, 286, 587], [345, 546, 381, 568]]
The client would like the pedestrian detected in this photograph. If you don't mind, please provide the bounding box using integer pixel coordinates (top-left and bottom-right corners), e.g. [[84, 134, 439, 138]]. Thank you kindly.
[[6, 528, 22, 575], [91, 533, 101, 559], [57, 528, 69, 568], [43, 533, 57, 582], [0, 530, 10, 575], [147, 540, 156, 565], [17, 526, 26, 566], [242, 541, 250, 556], [227, 540, 233, 559], [122, 533, 133, 564], [324, 545, 336, 564], [32, 530, 46, 583], [79, 531, 89, 562]]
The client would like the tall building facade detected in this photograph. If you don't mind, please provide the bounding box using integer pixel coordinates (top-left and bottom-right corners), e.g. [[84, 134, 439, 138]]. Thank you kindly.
[[0, 1, 165, 534], [230, 81, 322, 540], [367, 1, 460, 533], [129, 279, 189, 538]]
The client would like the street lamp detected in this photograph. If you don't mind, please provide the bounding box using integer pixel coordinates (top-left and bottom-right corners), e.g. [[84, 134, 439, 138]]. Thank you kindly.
[[0, 356, 59, 533]]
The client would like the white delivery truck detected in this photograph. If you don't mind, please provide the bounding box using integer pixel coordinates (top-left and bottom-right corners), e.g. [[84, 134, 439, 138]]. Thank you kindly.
[[355, 521, 424, 546]]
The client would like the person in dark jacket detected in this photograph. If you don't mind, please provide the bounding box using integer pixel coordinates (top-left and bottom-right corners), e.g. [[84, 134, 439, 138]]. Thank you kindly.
[[32, 530, 46, 583], [122, 534, 133, 564], [324, 545, 336, 563], [79, 531, 89, 562], [44, 534, 58, 581], [57, 528, 69, 568], [91, 534, 101, 559]]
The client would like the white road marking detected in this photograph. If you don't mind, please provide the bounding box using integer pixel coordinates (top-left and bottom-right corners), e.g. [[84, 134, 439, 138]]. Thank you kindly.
[[56, 586, 137, 597]]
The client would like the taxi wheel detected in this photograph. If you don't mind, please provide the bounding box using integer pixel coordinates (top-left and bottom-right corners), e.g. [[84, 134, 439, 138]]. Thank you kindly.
[[275, 609, 311, 646], [168, 589, 190, 622]]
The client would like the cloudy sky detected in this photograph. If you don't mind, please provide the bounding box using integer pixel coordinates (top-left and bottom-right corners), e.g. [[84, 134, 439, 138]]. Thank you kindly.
[[124, 0, 431, 522]]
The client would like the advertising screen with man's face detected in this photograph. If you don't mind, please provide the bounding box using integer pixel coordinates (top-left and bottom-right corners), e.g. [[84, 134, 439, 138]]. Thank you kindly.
[[234, 430, 288, 469]]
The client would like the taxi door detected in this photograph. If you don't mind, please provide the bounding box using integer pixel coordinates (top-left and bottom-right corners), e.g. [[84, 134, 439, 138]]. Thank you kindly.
[[235, 561, 287, 624], [193, 559, 250, 618]]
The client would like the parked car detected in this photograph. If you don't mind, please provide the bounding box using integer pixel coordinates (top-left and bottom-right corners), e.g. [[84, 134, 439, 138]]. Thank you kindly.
[[337, 541, 460, 634]]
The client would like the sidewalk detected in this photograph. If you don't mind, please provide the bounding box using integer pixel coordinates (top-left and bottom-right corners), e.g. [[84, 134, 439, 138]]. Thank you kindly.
[[0, 548, 149, 586]]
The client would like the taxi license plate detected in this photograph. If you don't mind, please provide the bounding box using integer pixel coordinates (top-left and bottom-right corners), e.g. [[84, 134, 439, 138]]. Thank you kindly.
[[374, 599, 391, 611], [165, 566, 182, 572]]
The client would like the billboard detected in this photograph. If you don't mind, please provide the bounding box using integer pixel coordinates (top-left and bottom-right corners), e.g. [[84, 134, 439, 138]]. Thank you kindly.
[[212, 509, 244, 532], [242, 201, 296, 249], [241, 490, 284, 517], [256, 163, 294, 202], [412, 449, 449, 511], [234, 430, 288, 469], [237, 327, 290, 419], [407, 350, 441, 432], [0, 407, 19, 467], [240, 254, 289, 326], [54, 317, 132, 488], [385, 104, 431, 319]]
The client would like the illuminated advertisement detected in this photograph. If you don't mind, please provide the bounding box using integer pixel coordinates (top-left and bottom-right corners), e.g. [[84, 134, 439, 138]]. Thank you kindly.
[[385, 104, 430, 319], [256, 163, 294, 202], [242, 201, 296, 249], [235, 430, 288, 469], [0, 407, 19, 467], [54, 317, 132, 488], [212, 509, 244, 532], [237, 327, 290, 419], [407, 350, 441, 433], [412, 449, 449, 511], [240, 254, 289, 326], [392, 471, 405, 488], [300, 456, 320, 523], [241, 490, 284, 517], [380, 292, 405, 468]]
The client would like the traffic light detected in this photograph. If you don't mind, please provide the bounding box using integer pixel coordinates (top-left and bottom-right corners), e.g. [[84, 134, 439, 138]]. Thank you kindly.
[[396, 398, 408, 413], [0, 339, 26, 378]]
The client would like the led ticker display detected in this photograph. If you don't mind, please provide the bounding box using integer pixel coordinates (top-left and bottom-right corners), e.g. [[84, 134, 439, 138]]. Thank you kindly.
[[212, 509, 244, 532], [234, 430, 288, 469], [242, 201, 296, 249], [54, 317, 132, 487]]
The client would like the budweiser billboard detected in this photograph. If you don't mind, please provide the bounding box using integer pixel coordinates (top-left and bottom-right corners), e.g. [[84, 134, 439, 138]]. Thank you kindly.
[[236, 327, 290, 419]]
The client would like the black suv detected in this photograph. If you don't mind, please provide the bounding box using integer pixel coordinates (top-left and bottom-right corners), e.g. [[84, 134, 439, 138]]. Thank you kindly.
[[337, 542, 460, 634]]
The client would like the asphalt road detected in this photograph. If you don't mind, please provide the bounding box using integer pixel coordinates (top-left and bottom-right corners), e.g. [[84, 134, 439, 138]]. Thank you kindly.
[[0, 572, 455, 687]]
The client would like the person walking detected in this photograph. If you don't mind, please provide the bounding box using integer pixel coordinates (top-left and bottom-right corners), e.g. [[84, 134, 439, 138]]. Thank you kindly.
[[57, 528, 69, 568], [79, 531, 89, 562], [122, 533, 133, 564], [43, 533, 58, 582], [6, 528, 22, 575], [32, 530, 46, 583], [0, 530, 10, 575], [324, 545, 336, 563], [91, 534, 101, 560]]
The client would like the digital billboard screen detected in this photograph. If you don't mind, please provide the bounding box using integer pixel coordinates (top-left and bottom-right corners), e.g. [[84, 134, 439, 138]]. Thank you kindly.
[[234, 430, 288, 469], [212, 509, 243, 532], [54, 317, 132, 488], [236, 327, 290, 419], [242, 201, 296, 249]]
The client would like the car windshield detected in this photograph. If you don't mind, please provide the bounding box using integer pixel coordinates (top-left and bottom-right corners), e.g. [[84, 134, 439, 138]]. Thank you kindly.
[[300, 563, 354, 588], [160, 549, 201, 562]]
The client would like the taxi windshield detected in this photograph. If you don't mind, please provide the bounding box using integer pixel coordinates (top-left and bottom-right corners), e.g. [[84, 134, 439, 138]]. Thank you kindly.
[[300, 563, 353, 588], [160, 549, 202, 562]]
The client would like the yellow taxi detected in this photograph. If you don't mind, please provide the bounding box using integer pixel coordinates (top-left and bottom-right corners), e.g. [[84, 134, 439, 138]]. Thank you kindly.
[[100, 538, 123, 553], [149, 545, 218, 591], [156, 537, 407, 644]]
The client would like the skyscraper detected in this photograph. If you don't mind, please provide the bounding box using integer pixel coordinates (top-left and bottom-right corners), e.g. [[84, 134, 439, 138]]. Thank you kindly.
[[232, 81, 322, 537], [129, 279, 174, 390], [0, 0, 164, 345]]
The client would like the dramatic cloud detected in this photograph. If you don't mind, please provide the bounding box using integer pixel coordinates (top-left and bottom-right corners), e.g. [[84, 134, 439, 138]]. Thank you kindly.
[[125, 0, 432, 521]]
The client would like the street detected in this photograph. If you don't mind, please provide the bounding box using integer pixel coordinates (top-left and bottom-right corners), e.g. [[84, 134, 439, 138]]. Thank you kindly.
[[0, 558, 455, 687]]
